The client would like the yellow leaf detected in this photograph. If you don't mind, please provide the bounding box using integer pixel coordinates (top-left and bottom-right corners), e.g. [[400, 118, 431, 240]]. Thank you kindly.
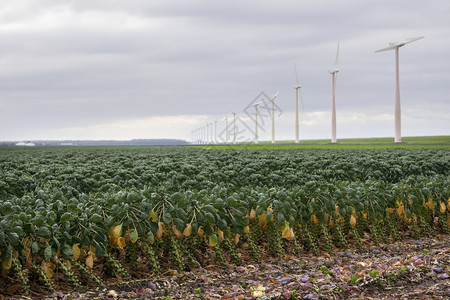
[[197, 225, 204, 238], [396, 205, 405, 218], [217, 228, 224, 241], [311, 214, 319, 225], [72, 244, 81, 261], [117, 237, 126, 248], [85, 254, 94, 269], [329, 217, 334, 227], [234, 233, 240, 245], [149, 209, 157, 222], [282, 225, 292, 240], [258, 212, 267, 228], [208, 234, 218, 247], [425, 198, 434, 210], [113, 224, 122, 238], [2, 255, 12, 270], [249, 209, 257, 221], [183, 223, 192, 237], [243, 226, 250, 234], [350, 215, 357, 227], [172, 225, 183, 239], [109, 224, 123, 245], [439, 201, 446, 214], [156, 222, 165, 239], [41, 261, 54, 278]]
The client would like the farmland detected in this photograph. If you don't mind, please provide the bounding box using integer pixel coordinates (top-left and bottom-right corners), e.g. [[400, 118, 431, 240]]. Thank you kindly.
[[0, 146, 449, 298]]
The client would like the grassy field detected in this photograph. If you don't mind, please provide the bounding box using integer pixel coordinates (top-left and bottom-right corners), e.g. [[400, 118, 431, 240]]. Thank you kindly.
[[196, 135, 450, 150]]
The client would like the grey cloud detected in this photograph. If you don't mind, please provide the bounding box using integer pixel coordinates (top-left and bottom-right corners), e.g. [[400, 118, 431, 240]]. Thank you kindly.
[[0, 0, 449, 140]]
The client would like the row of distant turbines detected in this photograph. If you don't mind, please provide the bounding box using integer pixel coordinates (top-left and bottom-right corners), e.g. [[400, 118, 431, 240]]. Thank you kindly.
[[191, 36, 424, 145]]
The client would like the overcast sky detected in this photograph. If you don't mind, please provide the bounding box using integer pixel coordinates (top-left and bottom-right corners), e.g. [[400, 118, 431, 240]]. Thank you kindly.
[[0, 0, 449, 142]]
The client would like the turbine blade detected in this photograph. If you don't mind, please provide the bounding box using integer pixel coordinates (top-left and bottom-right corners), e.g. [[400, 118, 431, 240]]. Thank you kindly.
[[335, 42, 340, 69], [403, 36, 424, 44], [272, 88, 282, 99], [375, 44, 399, 53], [293, 62, 299, 84], [300, 88, 305, 112]]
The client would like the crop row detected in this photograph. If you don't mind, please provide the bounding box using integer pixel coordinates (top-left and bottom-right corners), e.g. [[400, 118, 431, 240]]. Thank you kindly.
[[0, 147, 449, 295]]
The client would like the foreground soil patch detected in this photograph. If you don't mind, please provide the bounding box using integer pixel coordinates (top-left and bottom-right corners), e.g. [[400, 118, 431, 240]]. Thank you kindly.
[[7, 235, 447, 300]]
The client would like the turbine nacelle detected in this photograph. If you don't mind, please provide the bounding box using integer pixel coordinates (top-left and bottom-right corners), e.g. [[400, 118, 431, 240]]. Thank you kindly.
[[293, 84, 302, 89], [328, 69, 339, 74], [376, 36, 424, 53]]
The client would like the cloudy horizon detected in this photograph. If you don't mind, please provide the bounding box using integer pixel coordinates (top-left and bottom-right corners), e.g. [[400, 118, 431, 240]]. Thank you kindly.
[[1, 0, 449, 142]]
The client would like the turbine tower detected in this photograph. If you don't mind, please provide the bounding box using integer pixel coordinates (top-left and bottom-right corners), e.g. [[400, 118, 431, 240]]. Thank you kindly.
[[269, 89, 282, 144], [223, 115, 229, 143], [293, 63, 304, 143], [375, 36, 424, 143], [232, 112, 237, 144], [252, 103, 261, 144], [328, 42, 339, 144], [214, 120, 217, 144]]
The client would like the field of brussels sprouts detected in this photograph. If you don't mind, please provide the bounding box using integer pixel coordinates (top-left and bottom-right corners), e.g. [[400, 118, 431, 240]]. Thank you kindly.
[[0, 146, 449, 298]]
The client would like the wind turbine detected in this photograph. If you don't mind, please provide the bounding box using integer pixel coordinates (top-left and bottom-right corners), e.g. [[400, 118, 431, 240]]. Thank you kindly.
[[269, 89, 282, 144], [251, 103, 261, 144], [293, 62, 304, 143], [329, 42, 339, 144], [232, 112, 237, 144], [375, 36, 424, 143], [223, 115, 229, 143], [210, 122, 213, 144], [214, 120, 217, 144]]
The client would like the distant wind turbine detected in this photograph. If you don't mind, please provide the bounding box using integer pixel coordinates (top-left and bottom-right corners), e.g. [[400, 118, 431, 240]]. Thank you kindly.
[[232, 112, 238, 144], [293, 63, 304, 143], [269, 89, 282, 144], [328, 42, 339, 144], [375, 36, 424, 143], [251, 103, 261, 144], [223, 115, 229, 143], [214, 120, 217, 144]]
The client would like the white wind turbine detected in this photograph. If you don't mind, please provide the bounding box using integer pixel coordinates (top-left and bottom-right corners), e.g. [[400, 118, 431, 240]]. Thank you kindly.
[[269, 89, 282, 144], [223, 115, 229, 143], [251, 103, 261, 144], [328, 42, 339, 144], [214, 120, 217, 144], [231, 112, 238, 144], [375, 36, 424, 143], [293, 63, 304, 143]]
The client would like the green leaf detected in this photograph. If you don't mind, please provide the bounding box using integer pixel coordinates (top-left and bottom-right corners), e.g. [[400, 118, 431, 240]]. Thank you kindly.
[[266, 210, 273, 223], [8, 232, 20, 247], [203, 204, 215, 214], [60, 212, 72, 223], [130, 229, 139, 243], [205, 212, 215, 223], [147, 231, 155, 243], [37, 226, 51, 239], [174, 218, 185, 231], [31, 241, 39, 254], [61, 244, 73, 260], [162, 212, 172, 225], [255, 206, 265, 215], [90, 213, 103, 223], [44, 246, 53, 261], [277, 213, 285, 224]]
